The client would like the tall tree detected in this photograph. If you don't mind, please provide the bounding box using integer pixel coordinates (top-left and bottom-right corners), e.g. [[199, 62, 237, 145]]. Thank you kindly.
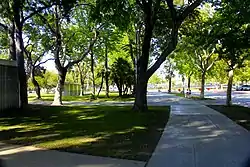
[[95, 0, 212, 111], [110, 58, 134, 96], [36, 2, 99, 105], [211, 0, 250, 106], [164, 57, 175, 92], [0, 0, 61, 107]]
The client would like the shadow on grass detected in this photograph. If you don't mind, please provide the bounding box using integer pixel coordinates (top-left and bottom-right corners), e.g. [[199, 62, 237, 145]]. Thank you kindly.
[[0, 105, 169, 161], [208, 105, 250, 130]]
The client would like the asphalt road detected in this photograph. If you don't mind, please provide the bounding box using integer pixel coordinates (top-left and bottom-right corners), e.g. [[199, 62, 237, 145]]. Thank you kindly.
[[192, 90, 250, 107]]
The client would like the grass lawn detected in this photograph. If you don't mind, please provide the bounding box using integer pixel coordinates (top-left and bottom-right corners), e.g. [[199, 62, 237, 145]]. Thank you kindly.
[[170, 92, 215, 100], [208, 105, 250, 130], [0, 105, 169, 161], [28, 92, 134, 103]]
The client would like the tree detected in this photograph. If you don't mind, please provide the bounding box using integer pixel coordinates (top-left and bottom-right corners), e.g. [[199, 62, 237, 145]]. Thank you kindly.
[[93, 26, 123, 97], [211, 0, 250, 106], [164, 57, 175, 92], [110, 58, 134, 96], [234, 61, 250, 84], [42, 71, 58, 92], [0, 0, 54, 107], [76, 60, 90, 96], [176, 4, 217, 98], [173, 50, 196, 91], [24, 26, 53, 99], [0, 0, 77, 107], [95, 0, 211, 111], [35, 2, 99, 105], [207, 60, 228, 86]]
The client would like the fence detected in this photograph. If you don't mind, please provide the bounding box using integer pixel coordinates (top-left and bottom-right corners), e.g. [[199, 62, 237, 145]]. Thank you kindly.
[[0, 59, 19, 110]]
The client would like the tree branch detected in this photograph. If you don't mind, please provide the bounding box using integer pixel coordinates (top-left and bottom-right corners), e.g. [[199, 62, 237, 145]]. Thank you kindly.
[[207, 60, 216, 71], [66, 31, 98, 69], [22, 3, 55, 24], [34, 45, 54, 65], [166, 0, 177, 21], [152, 0, 161, 25], [178, 0, 203, 22], [37, 13, 56, 35], [64, 33, 76, 44], [146, 41, 175, 78], [35, 58, 54, 68], [0, 23, 8, 31]]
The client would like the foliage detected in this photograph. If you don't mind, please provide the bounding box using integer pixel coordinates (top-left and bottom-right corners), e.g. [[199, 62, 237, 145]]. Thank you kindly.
[[27, 71, 58, 91], [110, 57, 134, 96], [211, 0, 250, 69], [149, 74, 164, 84], [207, 60, 228, 84], [234, 60, 250, 83], [164, 57, 175, 80]]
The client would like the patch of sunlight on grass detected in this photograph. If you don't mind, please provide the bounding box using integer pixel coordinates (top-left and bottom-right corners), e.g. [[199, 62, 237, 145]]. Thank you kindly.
[[17, 124, 53, 132], [36, 136, 103, 149], [32, 134, 60, 139], [133, 126, 147, 130], [114, 126, 147, 135], [77, 115, 104, 120], [11, 133, 60, 142], [114, 129, 134, 135], [0, 125, 27, 131]]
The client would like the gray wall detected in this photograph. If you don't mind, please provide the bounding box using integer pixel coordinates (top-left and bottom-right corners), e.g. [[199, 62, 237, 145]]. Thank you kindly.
[[0, 60, 19, 110]]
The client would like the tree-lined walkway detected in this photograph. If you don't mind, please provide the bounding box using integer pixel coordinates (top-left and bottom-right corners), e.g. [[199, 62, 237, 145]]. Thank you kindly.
[[1, 94, 250, 167], [147, 99, 250, 167]]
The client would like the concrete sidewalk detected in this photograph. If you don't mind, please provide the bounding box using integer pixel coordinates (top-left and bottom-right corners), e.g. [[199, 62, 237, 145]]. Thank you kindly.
[[146, 101, 250, 167], [0, 143, 145, 167]]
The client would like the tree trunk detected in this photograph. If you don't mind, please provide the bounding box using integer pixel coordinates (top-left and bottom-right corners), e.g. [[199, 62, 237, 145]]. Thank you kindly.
[[188, 75, 191, 90], [77, 64, 85, 96], [168, 77, 172, 93], [226, 69, 234, 106], [132, 9, 154, 112], [31, 67, 41, 99], [9, 21, 16, 60], [133, 78, 148, 112], [118, 87, 123, 97], [105, 44, 109, 98], [80, 77, 85, 96], [52, 68, 67, 105], [79, 70, 85, 96], [182, 75, 185, 94], [91, 52, 95, 96], [97, 72, 104, 97], [200, 72, 206, 99], [14, 18, 28, 107], [129, 38, 136, 95]]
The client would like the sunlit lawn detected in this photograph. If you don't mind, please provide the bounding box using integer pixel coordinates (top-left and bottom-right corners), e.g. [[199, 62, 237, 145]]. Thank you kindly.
[[170, 92, 215, 100], [208, 105, 250, 130], [28, 92, 134, 103], [0, 105, 169, 161]]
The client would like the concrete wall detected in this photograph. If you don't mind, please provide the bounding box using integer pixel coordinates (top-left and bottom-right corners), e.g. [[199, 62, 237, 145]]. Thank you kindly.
[[0, 59, 19, 110]]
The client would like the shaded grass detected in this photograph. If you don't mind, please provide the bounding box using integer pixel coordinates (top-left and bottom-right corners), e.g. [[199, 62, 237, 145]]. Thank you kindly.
[[28, 92, 134, 102], [0, 105, 169, 161], [208, 105, 250, 130]]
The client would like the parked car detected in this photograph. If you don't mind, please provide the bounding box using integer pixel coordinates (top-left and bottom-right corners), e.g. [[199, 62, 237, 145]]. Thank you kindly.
[[236, 85, 250, 91]]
